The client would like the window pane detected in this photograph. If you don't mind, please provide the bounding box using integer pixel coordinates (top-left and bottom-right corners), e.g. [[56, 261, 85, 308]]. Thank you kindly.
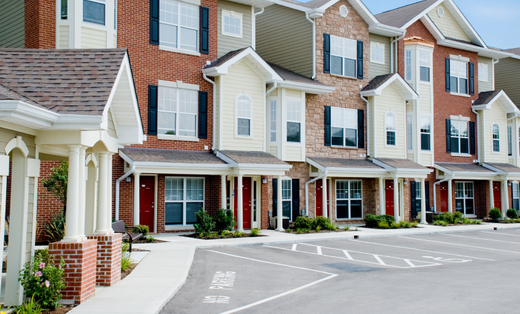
[[336, 181, 348, 199], [350, 181, 362, 199], [451, 137, 459, 153], [160, 0, 178, 24], [160, 24, 178, 48], [186, 202, 202, 224], [387, 131, 395, 145], [336, 200, 349, 219], [450, 77, 458, 93], [459, 78, 468, 94], [407, 115, 413, 150], [186, 178, 203, 201], [514, 183, 519, 198], [282, 180, 291, 200], [165, 203, 183, 224], [350, 200, 362, 218], [386, 113, 396, 131], [270, 100, 277, 142], [237, 95, 251, 118], [158, 112, 176, 135], [331, 127, 343, 146], [455, 199, 464, 213], [180, 3, 198, 28], [508, 126, 513, 156], [165, 178, 183, 201], [345, 129, 357, 147], [421, 134, 430, 151], [61, 0, 68, 19], [223, 15, 241, 36], [237, 118, 250, 136], [178, 90, 198, 113], [514, 199, 520, 211], [465, 199, 474, 215], [83, 0, 105, 25], [465, 183, 474, 198], [330, 56, 343, 75], [405, 51, 412, 81], [287, 122, 301, 143], [178, 114, 196, 137], [282, 200, 291, 218], [420, 66, 430, 82], [344, 58, 356, 77], [180, 27, 198, 51], [460, 138, 469, 154], [493, 140, 500, 152], [455, 182, 464, 198]]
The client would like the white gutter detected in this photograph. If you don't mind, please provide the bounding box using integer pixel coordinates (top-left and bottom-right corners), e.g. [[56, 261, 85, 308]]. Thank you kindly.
[[493, 58, 499, 89], [433, 172, 454, 213], [252, 7, 264, 50], [471, 105, 480, 164], [360, 92, 370, 157], [305, 170, 327, 216], [305, 12, 316, 80], [115, 163, 135, 221], [390, 30, 406, 73], [266, 82, 277, 96], [203, 71, 216, 150]]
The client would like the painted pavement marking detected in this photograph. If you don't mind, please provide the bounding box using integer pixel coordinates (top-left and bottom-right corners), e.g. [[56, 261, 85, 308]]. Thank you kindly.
[[443, 233, 520, 244], [399, 236, 520, 254]]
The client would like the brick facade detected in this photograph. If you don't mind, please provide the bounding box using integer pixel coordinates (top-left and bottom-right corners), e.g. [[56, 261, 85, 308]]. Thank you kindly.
[[87, 233, 123, 286], [24, 0, 56, 49], [36, 161, 63, 243]]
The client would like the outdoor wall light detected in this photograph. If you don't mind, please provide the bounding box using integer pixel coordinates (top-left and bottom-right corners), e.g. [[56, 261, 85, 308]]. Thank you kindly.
[[126, 176, 132, 183], [262, 178, 267, 184]]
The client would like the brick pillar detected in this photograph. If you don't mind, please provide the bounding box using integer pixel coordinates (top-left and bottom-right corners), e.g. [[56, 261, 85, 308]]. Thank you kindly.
[[49, 240, 97, 304], [87, 233, 123, 286]]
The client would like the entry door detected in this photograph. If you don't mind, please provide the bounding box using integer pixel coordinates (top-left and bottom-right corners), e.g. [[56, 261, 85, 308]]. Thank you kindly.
[[139, 176, 155, 232], [315, 179, 329, 217], [493, 182, 501, 209], [385, 180, 394, 216], [234, 177, 252, 229], [440, 182, 448, 212]]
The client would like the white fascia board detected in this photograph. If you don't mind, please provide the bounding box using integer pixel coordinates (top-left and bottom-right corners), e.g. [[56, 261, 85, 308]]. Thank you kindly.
[[434, 163, 496, 178], [235, 163, 292, 171], [133, 161, 231, 171], [274, 80, 335, 95], [270, 0, 311, 12], [326, 167, 387, 174], [471, 104, 489, 111], [361, 74, 419, 100], [369, 24, 405, 37], [226, 0, 274, 9], [420, 15, 445, 42], [0, 100, 58, 126], [402, 0, 444, 29], [439, 39, 511, 59], [346, 0, 378, 25], [372, 158, 394, 170], [53, 114, 104, 127], [474, 92, 519, 114], [395, 169, 433, 177]]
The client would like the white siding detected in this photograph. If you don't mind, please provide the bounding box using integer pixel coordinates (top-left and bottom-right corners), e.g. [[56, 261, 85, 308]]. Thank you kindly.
[[107, 110, 117, 137], [482, 100, 508, 163], [369, 34, 391, 80], [286, 146, 302, 160], [217, 1, 253, 58], [81, 27, 107, 48], [373, 84, 406, 159], [478, 57, 494, 93], [427, 4, 471, 43], [417, 84, 432, 113], [269, 146, 278, 157], [0, 128, 36, 158], [368, 97, 375, 157], [0, 0, 24, 48], [59, 26, 70, 49]]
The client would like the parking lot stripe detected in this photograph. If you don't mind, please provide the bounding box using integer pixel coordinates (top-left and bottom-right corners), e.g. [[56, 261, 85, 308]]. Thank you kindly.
[[354, 239, 495, 261], [444, 233, 520, 244], [481, 231, 520, 237], [404, 259, 416, 267], [292, 244, 297, 251], [317, 246, 322, 255], [399, 236, 520, 254], [343, 250, 353, 260], [373, 255, 386, 266]]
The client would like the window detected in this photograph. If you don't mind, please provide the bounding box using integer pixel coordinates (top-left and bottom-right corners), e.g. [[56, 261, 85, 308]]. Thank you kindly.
[[455, 182, 474, 215], [331, 107, 357, 147], [414, 180, 421, 217], [165, 177, 204, 225], [61, 0, 68, 19], [513, 182, 520, 211], [83, 0, 105, 25], [407, 114, 413, 151], [492, 123, 500, 152], [236, 94, 252, 136], [158, 87, 198, 137], [222, 10, 242, 38], [420, 116, 431, 151], [330, 35, 357, 77], [159, 0, 199, 51], [386, 112, 396, 146], [270, 100, 277, 142], [419, 51, 431, 82], [405, 50, 412, 81], [114, 0, 117, 29], [478, 63, 488, 82], [286, 100, 302, 143], [450, 60, 468, 94], [282, 179, 292, 219], [336, 180, 363, 219], [450, 120, 469, 154], [508, 125, 513, 156], [370, 42, 384, 64]]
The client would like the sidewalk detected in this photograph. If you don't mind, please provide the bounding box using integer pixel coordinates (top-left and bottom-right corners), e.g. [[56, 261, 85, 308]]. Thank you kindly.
[[69, 223, 520, 314]]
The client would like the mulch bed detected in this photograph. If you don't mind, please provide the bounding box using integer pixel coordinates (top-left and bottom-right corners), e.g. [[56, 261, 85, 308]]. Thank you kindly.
[[363, 226, 420, 230], [121, 262, 138, 280], [183, 233, 265, 240], [128, 238, 167, 244], [42, 306, 74, 314], [285, 229, 356, 234]]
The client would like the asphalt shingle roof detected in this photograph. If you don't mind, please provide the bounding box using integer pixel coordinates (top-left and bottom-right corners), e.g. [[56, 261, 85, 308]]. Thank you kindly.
[[308, 157, 384, 169], [218, 150, 289, 165], [204, 48, 248, 69], [376, 158, 429, 170], [120, 148, 226, 164], [505, 48, 520, 56], [375, 0, 438, 28], [485, 163, 520, 173], [268, 63, 328, 87], [436, 162, 494, 173], [472, 90, 502, 106]]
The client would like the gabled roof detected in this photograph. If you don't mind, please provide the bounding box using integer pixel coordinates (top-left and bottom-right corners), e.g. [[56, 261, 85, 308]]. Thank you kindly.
[[360, 73, 419, 100], [435, 162, 497, 178], [268, 62, 335, 94], [120, 148, 227, 164], [308, 157, 384, 169], [217, 150, 289, 166], [505, 48, 520, 55], [472, 90, 519, 113], [376, 0, 437, 28]]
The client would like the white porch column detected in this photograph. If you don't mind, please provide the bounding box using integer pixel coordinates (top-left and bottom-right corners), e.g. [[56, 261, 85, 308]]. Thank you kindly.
[[502, 179, 509, 218], [322, 177, 328, 218], [85, 160, 98, 234], [230, 177, 234, 212], [107, 153, 114, 232], [447, 179, 453, 213], [276, 175, 284, 231], [237, 175, 244, 231], [0, 155, 9, 300], [221, 175, 227, 209], [489, 180, 494, 209], [95, 152, 111, 234], [420, 179, 427, 224], [63, 145, 83, 242], [133, 172, 140, 226], [393, 178, 399, 222], [78, 147, 87, 238], [379, 177, 385, 215]]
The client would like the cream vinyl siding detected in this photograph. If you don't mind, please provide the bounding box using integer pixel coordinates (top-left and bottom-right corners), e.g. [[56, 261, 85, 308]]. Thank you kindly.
[[478, 57, 493, 93], [0, 129, 36, 158], [107, 110, 117, 138], [81, 27, 107, 48], [420, 151, 432, 167], [59, 26, 70, 49], [374, 84, 406, 159], [481, 101, 508, 163], [368, 97, 375, 157], [417, 84, 432, 113], [218, 1, 252, 58], [496, 57, 520, 105], [0, 0, 24, 48], [269, 146, 278, 157], [220, 60, 264, 151], [368, 34, 391, 80], [114, 34, 117, 48], [256, 4, 313, 78], [427, 4, 471, 43], [286, 146, 302, 160]]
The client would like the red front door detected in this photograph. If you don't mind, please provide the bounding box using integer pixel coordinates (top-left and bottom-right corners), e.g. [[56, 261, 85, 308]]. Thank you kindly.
[[385, 180, 394, 216], [234, 177, 252, 229], [139, 176, 155, 232], [493, 182, 501, 209], [440, 182, 448, 212], [315, 179, 329, 217]]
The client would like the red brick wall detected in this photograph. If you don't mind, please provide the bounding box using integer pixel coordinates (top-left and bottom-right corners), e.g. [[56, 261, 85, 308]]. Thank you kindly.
[[24, 0, 56, 49], [36, 161, 63, 243], [87, 233, 122, 286]]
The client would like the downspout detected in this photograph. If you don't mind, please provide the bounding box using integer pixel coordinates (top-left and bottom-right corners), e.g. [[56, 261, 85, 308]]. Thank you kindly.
[[471, 105, 480, 164], [493, 58, 499, 90], [305, 12, 316, 79], [252, 7, 264, 50], [203, 71, 216, 150], [433, 172, 454, 213], [390, 31, 406, 73], [361, 93, 370, 157], [305, 170, 327, 216], [266, 82, 278, 96], [115, 163, 135, 221]]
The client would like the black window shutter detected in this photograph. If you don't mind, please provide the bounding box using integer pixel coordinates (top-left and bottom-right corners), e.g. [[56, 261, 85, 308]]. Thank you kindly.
[[446, 119, 451, 153], [357, 109, 364, 148], [272, 179, 278, 217], [410, 181, 417, 218], [291, 179, 300, 221], [357, 40, 364, 79], [469, 62, 475, 95], [425, 181, 430, 211], [150, 0, 159, 45], [324, 106, 331, 146], [445, 58, 451, 92], [148, 85, 158, 135], [324, 33, 330, 74], [470, 121, 476, 155], [200, 6, 209, 54], [198, 91, 208, 139]]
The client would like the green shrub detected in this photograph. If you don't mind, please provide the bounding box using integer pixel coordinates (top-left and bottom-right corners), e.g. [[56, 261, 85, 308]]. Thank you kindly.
[[122, 242, 130, 254], [146, 236, 155, 243], [15, 295, 43, 314], [250, 228, 260, 237], [412, 221, 419, 227], [506, 209, 518, 219], [221, 230, 231, 237], [121, 253, 132, 271], [285, 228, 292, 233], [344, 226, 350, 231], [296, 228, 303, 234], [312, 216, 332, 230], [378, 221, 390, 229], [365, 214, 395, 228], [194, 210, 215, 234], [489, 208, 502, 220], [232, 231, 244, 238], [390, 222, 400, 229], [433, 220, 448, 226], [43, 212, 66, 243], [315, 226, 321, 232], [133, 225, 149, 236], [214, 209, 235, 233], [293, 216, 313, 230]]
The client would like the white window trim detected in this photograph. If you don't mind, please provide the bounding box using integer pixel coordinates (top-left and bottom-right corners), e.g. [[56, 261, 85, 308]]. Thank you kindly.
[[508, 124, 513, 156], [455, 181, 475, 217], [331, 107, 358, 148], [513, 182, 520, 211], [221, 9, 243, 38], [385, 111, 396, 147], [269, 99, 277, 143], [281, 178, 292, 220], [450, 59, 469, 95], [164, 177, 205, 226], [159, 0, 200, 52], [450, 118, 470, 156], [157, 85, 199, 139], [159, 46, 201, 56], [478, 63, 489, 82], [418, 50, 431, 83], [370, 41, 385, 65], [407, 114, 413, 152], [286, 98, 302, 144], [492, 122, 500, 153], [420, 115, 432, 151], [235, 93, 253, 138], [335, 180, 363, 220]]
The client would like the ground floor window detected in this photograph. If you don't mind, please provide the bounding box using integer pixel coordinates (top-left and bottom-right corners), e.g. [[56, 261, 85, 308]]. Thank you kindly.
[[413, 180, 421, 218], [282, 179, 292, 219], [513, 182, 520, 211], [336, 180, 362, 219], [455, 181, 474, 215], [164, 177, 204, 225]]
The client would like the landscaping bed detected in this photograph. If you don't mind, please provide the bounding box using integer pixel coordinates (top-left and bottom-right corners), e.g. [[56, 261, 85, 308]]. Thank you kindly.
[[482, 208, 520, 224], [187, 209, 265, 239], [42, 305, 74, 314], [363, 214, 420, 229], [432, 212, 481, 226], [185, 229, 263, 239], [284, 217, 355, 234]]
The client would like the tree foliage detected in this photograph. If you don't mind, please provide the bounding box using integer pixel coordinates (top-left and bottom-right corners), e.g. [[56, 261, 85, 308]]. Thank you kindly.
[[41, 162, 68, 215]]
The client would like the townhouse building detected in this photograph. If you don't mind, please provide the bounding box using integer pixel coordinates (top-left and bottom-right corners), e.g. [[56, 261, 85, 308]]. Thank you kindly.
[[496, 49, 520, 108]]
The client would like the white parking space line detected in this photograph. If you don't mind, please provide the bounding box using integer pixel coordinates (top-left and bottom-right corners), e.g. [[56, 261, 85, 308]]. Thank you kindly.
[[292, 244, 297, 251], [373, 255, 386, 266], [317, 246, 322, 255], [444, 233, 520, 244], [481, 231, 520, 237], [399, 236, 520, 254], [404, 259, 416, 267], [354, 239, 495, 261], [343, 250, 353, 260]]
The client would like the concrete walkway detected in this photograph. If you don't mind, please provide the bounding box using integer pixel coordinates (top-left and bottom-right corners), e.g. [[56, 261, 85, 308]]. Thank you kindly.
[[69, 222, 520, 314]]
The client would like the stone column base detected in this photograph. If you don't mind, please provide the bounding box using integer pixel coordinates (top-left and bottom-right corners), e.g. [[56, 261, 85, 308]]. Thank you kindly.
[[49, 239, 97, 304], [87, 233, 123, 286]]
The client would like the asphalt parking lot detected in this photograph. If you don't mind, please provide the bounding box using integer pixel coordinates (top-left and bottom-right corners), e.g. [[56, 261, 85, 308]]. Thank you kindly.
[[161, 229, 520, 314]]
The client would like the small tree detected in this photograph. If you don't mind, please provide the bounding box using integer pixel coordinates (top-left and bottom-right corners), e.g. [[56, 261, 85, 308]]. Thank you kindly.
[[41, 162, 68, 215]]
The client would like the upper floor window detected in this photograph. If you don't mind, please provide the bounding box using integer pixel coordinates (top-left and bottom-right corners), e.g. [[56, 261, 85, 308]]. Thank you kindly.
[[236, 94, 252, 137], [287, 100, 302, 143], [370, 42, 384, 64], [83, 0, 106, 25], [450, 60, 468, 94], [385, 112, 396, 146], [331, 107, 357, 147], [508, 125, 513, 156], [407, 114, 413, 151], [420, 116, 431, 151], [160, 0, 199, 51], [222, 10, 242, 38], [419, 51, 431, 82], [270, 100, 277, 142], [450, 120, 469, 154], [330, 35, 357, 78], [158, 87, 198, 137], [478, 63, 488, 82], [61, 0, 68, 19], [405, 50, 412, 81], [492, 123, 500, 152]]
